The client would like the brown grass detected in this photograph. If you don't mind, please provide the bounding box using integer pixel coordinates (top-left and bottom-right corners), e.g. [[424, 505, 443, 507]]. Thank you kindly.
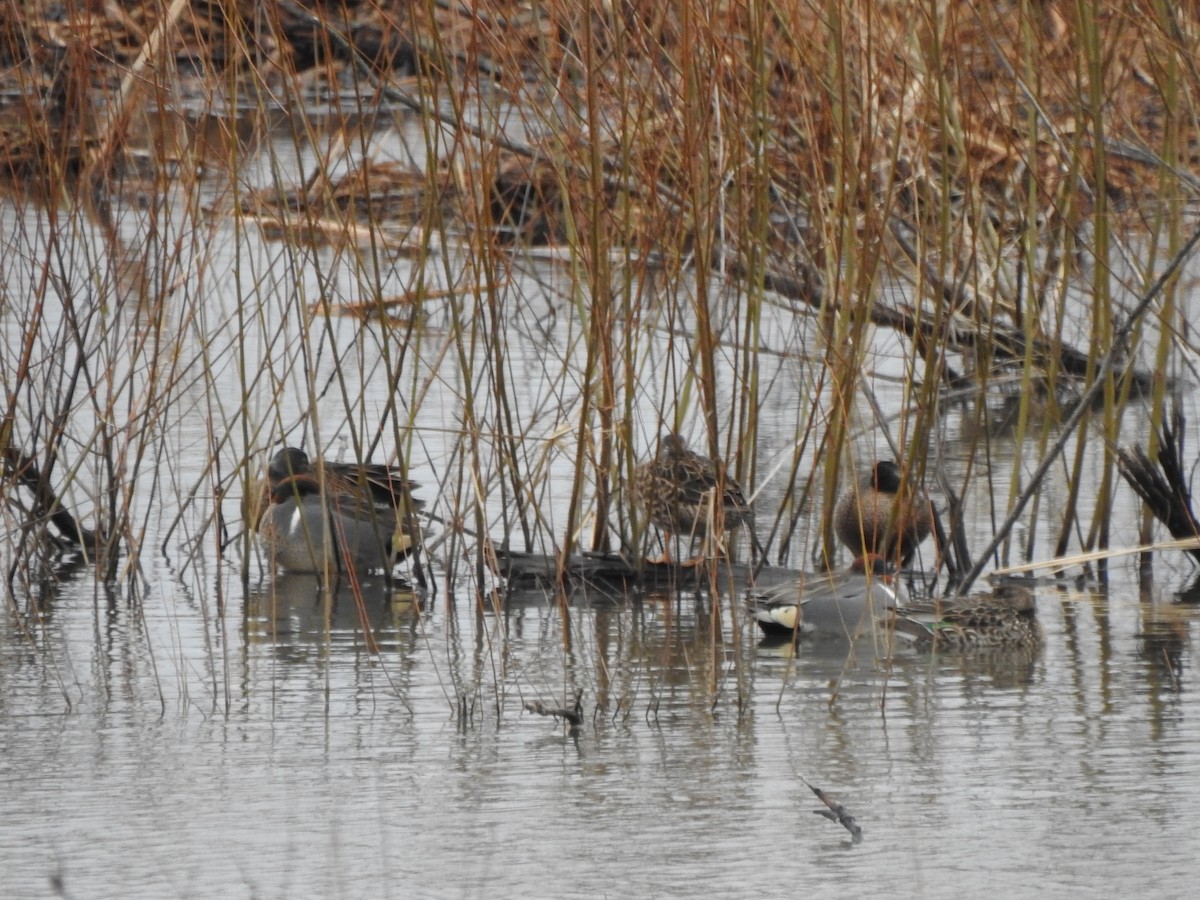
[[2, 0, 1198, 600]]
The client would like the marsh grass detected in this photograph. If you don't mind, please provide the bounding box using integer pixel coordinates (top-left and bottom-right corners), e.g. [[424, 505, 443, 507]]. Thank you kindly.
[[2, 1, 1200, 710]]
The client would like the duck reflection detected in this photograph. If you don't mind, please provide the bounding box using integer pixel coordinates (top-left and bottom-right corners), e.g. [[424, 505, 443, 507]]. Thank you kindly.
[[1138, 577, 1193, 698], [489, 580, 736, 718], [245, 573, 423, 654]]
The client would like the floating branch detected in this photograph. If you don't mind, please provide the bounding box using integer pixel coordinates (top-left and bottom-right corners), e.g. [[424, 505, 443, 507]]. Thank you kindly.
[[2, 446, 99, 548], [524, 695, 584, 729], [804, 779, 863, 844], [1117, 407, 1200, 563]]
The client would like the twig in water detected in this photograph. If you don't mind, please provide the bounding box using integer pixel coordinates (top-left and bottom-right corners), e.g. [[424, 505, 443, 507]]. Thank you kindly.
[[803, 778, 864, 844], [1117, 406, 1200, 563], [524, 696, 584, 728]]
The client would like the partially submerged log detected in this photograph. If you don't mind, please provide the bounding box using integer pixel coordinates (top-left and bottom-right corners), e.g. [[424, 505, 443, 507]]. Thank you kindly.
[[493, 547, 806, 593]]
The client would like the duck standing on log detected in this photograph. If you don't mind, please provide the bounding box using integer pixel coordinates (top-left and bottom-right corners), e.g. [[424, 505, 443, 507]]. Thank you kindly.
[[634, 432, 758, 566], [835, 460, 933, 568]]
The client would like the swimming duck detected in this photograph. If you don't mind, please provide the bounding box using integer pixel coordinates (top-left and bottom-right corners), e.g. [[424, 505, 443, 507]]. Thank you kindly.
[[248, 447, 423, 575], [834, 460, 933, 567], [893, 585, 1042, 651], [750, 556, 906, 640], [633, 432, 755, 565]]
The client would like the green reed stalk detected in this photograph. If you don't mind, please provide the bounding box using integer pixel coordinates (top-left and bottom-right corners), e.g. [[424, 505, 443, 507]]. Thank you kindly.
[[1058, 0, 1110, 561], [1140, 0, 1187, 552], [817, 0, 864, 568]]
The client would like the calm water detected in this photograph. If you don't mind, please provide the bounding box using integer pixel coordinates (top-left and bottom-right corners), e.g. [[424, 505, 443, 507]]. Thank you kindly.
[[4, 114, 1200, 898], [4, 559, 1200, 898]]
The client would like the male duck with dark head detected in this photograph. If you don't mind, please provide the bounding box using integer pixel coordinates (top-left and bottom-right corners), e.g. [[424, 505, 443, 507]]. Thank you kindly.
[[834, 459, 933, 568], [752, 560, 1041, 653], [248, 447, 423, 575], [633, 432, 755, 565]]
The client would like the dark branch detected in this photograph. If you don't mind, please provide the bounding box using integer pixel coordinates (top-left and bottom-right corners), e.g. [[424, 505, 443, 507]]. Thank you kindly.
[[804, 779, 864, 844], [1117, 406, 1200, 562], [2, 446, 99, 547], [524, 697, 584, 728]]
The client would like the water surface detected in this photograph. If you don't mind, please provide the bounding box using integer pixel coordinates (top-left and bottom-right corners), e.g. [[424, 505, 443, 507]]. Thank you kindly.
[[4, 561, 1200, 899]]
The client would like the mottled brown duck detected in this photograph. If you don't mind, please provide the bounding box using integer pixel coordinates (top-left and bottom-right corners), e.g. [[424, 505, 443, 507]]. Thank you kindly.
[[893, 585, 1043, 652], [633, 432, 755, 565]]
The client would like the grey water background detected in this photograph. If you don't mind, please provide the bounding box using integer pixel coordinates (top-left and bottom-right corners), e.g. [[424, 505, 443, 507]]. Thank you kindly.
[[4, 112, 1200, 898]]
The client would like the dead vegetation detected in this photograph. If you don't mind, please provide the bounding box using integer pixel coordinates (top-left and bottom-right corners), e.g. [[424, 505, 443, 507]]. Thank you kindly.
[[3, 1, 1200, 591], [4, 2, 1195, 244]]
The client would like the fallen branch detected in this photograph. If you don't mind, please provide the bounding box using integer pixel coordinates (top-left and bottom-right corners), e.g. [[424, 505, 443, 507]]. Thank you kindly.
[[886, 219, 1157, 394], [524, 696, 583, 728], [803, 779, 863, 844], [1117, 406, 1200, 563], [2, 446, 98, 547], [990, 538, 1200, 576]]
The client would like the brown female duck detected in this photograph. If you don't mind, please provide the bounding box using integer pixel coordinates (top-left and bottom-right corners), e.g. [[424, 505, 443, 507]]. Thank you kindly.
[[633, 432, 755, 565], [893, 585, 1042, 651]]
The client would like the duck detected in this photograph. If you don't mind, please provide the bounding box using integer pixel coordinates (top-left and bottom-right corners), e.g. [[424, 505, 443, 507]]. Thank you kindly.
[[834, 459, 933, 567], [892, 584, 1042, 652], [750, 555, 907, 641], [633, 432, 756, 565], [247, 447, 423, 575]]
